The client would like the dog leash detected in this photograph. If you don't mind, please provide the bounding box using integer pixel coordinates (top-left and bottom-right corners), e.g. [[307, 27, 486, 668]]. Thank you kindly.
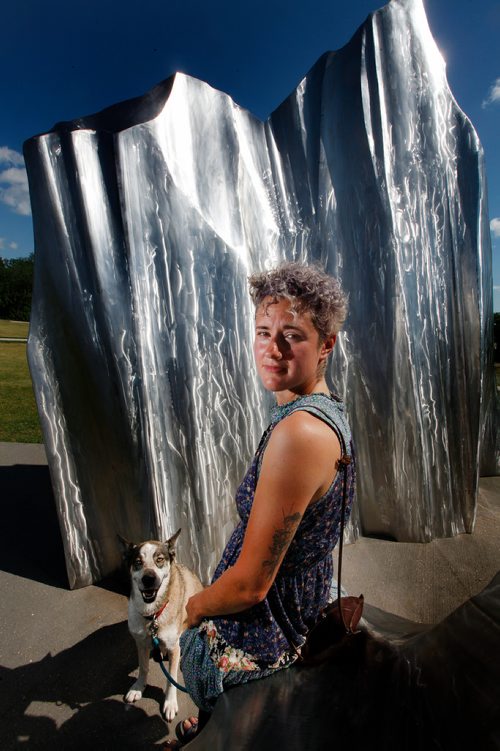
[[151, 636, 189, 693], [148, 611, 189, 693]]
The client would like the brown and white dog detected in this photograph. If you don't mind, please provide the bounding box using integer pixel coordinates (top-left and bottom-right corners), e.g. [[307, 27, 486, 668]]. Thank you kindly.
[[119, 529, 203, 720]]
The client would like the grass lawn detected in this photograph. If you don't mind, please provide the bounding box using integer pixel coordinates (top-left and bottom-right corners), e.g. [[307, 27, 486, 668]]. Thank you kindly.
[[0, 325, 42, 442], [0, 320, 29, 339]]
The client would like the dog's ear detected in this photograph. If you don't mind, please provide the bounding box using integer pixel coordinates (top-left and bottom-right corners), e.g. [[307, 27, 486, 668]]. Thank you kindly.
[[117, 534, 137, 558], [166, 528, 181, 559]]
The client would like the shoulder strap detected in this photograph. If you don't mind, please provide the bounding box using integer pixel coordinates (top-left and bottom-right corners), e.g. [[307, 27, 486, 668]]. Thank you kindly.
[[286, 397, 353, 635], [269, 395, 354, 635]]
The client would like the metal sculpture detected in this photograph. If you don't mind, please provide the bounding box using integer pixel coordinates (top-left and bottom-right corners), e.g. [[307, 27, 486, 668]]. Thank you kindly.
[[24, 0, 496, 588]]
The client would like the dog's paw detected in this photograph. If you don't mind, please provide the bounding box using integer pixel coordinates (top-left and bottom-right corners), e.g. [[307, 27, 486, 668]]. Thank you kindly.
[[162, 697, 179, 722], [125, 683, 144, 703]]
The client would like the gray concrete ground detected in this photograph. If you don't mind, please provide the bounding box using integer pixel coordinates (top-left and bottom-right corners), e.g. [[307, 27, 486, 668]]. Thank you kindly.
[[0, 443, 198, 750], [0, 441, 499, 750], [339, 475, 500, 624]]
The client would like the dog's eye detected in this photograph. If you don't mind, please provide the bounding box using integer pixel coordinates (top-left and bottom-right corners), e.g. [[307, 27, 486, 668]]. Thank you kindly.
[[133, 559, 142, 569], [156, 557, 165, 566]]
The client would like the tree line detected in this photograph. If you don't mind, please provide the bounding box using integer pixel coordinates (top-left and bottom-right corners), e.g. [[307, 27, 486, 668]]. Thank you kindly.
[[0, 255, 34, 321], [495, 313, 500, 364]]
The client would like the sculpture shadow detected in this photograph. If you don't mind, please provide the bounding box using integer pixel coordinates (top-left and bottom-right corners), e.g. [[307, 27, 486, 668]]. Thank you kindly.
[[0, 620, 169, 750], [0, 464, 68, 588]]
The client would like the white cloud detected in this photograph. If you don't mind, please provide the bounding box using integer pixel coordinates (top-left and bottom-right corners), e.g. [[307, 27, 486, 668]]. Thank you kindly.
[[0, 166, 27, 185], [0, 149, 30, 215], [0, 146, 25, 167], [482, 78, 500, 108], [0, 238, 19, 252], [491, 218, 500, 238]]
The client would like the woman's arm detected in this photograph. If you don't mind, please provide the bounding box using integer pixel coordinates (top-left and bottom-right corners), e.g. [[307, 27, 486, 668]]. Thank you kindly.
[[186, 410, 340, 627]]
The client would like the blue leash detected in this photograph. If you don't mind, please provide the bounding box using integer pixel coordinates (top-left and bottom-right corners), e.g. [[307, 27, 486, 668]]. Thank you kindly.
[[152, 636, 189, 693]]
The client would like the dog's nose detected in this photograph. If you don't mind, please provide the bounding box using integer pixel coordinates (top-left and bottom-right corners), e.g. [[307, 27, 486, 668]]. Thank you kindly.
[[142, 572, 157, 588]]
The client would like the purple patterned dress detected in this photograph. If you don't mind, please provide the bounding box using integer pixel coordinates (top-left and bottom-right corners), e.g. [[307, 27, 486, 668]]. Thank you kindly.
[[180, 392, 356, 711]]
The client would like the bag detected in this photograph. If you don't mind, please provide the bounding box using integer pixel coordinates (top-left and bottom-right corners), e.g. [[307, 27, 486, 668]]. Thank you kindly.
[[300, 595, 364, 664]]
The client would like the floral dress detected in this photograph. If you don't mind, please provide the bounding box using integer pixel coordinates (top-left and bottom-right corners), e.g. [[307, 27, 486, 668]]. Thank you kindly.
[[180, 392, 356, 711]]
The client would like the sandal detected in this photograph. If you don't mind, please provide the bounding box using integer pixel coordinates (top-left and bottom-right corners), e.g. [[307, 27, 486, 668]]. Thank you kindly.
[[176, 716, 199, 744], [163, 717, 199, 748]]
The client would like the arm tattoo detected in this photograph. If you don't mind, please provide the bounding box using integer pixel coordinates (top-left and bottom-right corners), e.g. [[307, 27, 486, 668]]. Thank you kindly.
[[261, 511, 302, 581]]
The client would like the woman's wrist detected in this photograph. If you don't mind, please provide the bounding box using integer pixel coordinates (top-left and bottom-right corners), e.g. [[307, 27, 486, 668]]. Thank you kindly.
[[186, 591, 206, 628]]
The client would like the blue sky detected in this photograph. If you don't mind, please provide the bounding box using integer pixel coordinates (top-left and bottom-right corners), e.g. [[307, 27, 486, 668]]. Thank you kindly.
[[1, 0, 499, 310]]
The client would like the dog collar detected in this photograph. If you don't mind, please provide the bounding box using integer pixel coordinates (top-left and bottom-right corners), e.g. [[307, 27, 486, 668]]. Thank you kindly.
[[144, 599, 169, 622]]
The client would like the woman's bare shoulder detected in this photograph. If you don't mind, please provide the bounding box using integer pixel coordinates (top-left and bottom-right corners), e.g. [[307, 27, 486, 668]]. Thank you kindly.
[[269, 409, 340, 453]]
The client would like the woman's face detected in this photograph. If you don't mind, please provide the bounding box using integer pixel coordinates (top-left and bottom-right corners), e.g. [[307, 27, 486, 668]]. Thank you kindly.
[[253, 297, 334, 398]]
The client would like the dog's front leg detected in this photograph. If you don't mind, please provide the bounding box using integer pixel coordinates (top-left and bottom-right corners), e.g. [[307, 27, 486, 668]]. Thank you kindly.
[[162, 643, 180, 721], [125, 638, 150, 703]]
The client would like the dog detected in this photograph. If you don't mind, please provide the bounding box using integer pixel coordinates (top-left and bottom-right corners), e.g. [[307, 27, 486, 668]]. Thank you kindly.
[[119, 529, 203, 721]]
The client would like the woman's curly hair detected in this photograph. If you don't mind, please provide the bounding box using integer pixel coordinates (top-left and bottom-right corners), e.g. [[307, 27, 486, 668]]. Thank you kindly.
[[248, 262, 348, 338]]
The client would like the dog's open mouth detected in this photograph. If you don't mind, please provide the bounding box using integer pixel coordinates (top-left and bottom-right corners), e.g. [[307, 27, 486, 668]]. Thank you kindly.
[[140, 588, 159, 603]]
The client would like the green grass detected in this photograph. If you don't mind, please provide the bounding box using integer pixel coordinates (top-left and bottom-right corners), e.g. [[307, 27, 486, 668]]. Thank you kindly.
[[0, 331, 42, 443], [0, 320, 29, 339]]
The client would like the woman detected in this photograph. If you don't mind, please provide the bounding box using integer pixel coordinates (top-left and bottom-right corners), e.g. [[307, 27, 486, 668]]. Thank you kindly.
[[166, 262, 356, 747]]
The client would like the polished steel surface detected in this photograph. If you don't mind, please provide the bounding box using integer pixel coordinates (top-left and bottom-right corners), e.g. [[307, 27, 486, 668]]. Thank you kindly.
[[24, 0, 496, 588]]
